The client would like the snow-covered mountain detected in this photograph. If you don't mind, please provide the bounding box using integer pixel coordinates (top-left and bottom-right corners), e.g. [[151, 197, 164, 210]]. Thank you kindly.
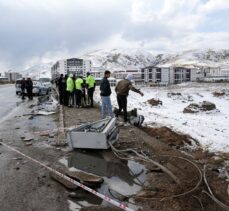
[[19, 48, 229, 78], [20, 62, 53, 79], [81, 48, 155, 70], [81, 48, 229, 70]]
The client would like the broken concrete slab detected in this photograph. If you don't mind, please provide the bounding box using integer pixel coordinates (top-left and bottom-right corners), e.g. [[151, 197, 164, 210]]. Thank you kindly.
[[67, 167, 104, 184], [49, 171, 78, 190], [23, 137, 34, 142]]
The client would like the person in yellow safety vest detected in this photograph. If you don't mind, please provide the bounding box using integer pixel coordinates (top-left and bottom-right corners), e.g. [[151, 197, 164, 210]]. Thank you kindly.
[[75, 76, 84, 108], [86, 72, 96, 107], [66, 73, 74, 107]]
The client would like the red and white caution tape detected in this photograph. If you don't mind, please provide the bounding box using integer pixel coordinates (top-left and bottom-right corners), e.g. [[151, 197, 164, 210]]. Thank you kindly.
[[0, 141, 134, 211]]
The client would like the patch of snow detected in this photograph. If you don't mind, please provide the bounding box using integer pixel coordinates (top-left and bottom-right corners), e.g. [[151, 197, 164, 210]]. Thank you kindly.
[[94, 82, 229, 153]]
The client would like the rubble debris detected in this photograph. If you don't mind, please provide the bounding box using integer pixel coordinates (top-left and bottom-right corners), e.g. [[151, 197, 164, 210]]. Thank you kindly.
[[183, 101, 216, 113], [12, 157, 23, 160], [67, 167, 104, 184], [50, 171, 79, 190], [68, 191, 85, 199], [25, 142, 33, 146], [36, 111, 56, 116], [136, 189, 158, 198], [23, 137, 34, 142], [147, 98, 162, 106]]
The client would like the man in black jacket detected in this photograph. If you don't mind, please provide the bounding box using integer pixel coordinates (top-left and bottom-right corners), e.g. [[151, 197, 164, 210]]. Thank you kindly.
[[58, 74, 66, 105], [100, 70, 114, 119]]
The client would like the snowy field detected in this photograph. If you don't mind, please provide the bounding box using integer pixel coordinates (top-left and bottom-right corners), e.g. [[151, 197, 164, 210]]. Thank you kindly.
[[94, 83, 229, 153]]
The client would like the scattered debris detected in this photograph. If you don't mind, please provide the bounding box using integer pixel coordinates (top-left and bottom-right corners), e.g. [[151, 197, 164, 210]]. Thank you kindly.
[[23, 137, 34, 142], [12, 157, 23, 160], [68, 191, 85, 199], [25, 142, 33, 146], [28, 116, 34, 120], [136, 189, 158, 198]]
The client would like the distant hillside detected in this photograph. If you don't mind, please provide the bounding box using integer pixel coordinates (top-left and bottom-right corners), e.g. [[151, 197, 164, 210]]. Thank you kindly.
[[19, 48, 229, 78]]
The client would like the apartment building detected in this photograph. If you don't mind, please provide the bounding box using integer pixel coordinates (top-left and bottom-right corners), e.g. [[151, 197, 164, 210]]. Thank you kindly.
[[141, 65, 202, 85], [113, 69, 143, 84], [51, 58, 92, 79], [4, 71, 22, 81]]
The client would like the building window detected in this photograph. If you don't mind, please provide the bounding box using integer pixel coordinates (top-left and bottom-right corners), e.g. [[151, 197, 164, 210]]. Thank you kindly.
[[185, 69, 191, 81], [156, 68, 161, 82]]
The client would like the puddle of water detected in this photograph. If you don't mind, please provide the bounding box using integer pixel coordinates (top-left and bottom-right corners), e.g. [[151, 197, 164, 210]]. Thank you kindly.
[[59, 150, 147, 210]]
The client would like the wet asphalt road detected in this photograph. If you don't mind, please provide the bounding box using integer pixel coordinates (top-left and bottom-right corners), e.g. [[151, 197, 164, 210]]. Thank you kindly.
[[0, 84, 21, 119]]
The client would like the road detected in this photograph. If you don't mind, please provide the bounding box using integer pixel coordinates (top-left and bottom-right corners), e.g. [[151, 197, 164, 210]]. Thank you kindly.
[[0, 84, 21, 120]]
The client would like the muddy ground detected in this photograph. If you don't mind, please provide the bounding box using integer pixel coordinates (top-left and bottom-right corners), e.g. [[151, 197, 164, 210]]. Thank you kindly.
[[0, 92, 229, 211], [63, 103, 229, 210]]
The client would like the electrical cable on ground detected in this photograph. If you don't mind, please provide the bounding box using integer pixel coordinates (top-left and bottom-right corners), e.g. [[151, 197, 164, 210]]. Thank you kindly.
[[109, 141, 203, 201], [203, 165, 229, 211]]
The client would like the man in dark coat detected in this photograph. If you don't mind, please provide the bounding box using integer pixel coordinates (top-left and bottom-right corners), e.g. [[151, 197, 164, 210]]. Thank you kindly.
[[21, 78, 26, 100], [58, 74, 66, 105], [26, 78, 33, 100]]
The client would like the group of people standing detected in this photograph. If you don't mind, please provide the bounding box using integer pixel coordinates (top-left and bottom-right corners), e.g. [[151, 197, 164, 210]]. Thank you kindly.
[[100, 71, 144, 126], [57, 70, 144, 125], [21, 77, 33, 100], [57, 72, 96, 108]]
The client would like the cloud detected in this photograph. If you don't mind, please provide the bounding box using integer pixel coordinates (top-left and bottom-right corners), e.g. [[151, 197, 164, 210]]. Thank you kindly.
[[0, 0, 228, 72]]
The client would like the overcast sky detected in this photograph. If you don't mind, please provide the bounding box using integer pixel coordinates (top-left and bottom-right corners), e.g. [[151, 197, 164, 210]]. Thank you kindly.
[[0, 0, 229, 72]]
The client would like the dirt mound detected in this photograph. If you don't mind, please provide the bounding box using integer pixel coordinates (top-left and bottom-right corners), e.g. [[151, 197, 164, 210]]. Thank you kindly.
[[142, 126, 192, 147], [147, 98, 162, 106], [213, 91, 225, 97], [183, 101, 216, 113]]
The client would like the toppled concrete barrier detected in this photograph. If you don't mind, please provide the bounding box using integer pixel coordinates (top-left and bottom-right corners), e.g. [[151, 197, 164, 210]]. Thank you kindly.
[[147, 98, 162, 106], [50, 171, 79, 190], [183, 101, 216, 113]]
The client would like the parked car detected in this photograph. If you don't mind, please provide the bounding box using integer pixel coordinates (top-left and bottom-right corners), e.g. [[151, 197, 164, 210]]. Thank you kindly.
[[15, 79, 49, 96], [32, 80, 49, 96], [39, 78, 52, 91]]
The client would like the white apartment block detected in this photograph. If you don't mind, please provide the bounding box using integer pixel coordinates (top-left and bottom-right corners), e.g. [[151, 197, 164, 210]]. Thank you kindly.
[[4, 71, 22, 81], [90, 67, 106, 78], [141, 65, 203, 85], [51, 58, 92, 79]]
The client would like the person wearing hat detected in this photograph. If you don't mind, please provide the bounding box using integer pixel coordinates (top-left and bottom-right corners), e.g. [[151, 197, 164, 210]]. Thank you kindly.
[[86, 72, 96, 107], [115, 74, 144, 126], [66, 73, 74, 107]]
